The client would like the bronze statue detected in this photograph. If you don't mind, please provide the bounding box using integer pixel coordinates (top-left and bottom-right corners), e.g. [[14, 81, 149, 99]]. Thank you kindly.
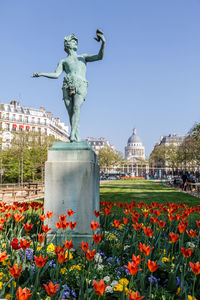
[[33, 30, 105, 142]]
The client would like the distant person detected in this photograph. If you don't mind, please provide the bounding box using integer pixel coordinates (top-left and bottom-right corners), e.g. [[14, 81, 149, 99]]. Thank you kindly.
[[182, 173, 188, 191]]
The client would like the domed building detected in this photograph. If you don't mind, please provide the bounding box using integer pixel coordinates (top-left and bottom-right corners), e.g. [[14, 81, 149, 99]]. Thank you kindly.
[[125, 128, 145, 161], [124, 128, 147, 176]]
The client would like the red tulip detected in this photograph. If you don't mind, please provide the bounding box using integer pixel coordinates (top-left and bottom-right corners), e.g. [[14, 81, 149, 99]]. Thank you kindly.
[[43, 281, 59, 296]]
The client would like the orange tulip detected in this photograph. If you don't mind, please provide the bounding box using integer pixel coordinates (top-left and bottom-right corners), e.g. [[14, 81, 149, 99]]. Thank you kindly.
[[56, 252, 67, 263], [186, 229, 197, 238], [143, 226, 154, 238], [157, 220, 166, 228], [90, 221, 100, 231], [150, 217, 158, 224], [39, 214, 46, 222], [113, 220, 120, 227], [34, 255, 47, 268], [4, 212, 11, 219], [103, 207, 111, 216], [8, 264, 22, 278], [13, 214, 25, 222], [38, 233, 45, 244], [178, 223, 187, 234], [138, 243, 154, 256], [92, 234, 102, 243], [43, 281, 59, 296], [133, 223, 143, 231], [20, 239, 31, 250], [131, 215, 139, 223], [69, 221, 76, 230], [181, 247, 194, 258], [189, 261, 200, 275], [169, 232, 180, 243], [55, 245, 65, 255], [196, 220, 200, 228], [93, 279, 106, 295], [61, 221, 69, 229], [123, 217, 129, 224], [132, 254, 143, 265], [167, 214, 175, 222], [0, 250, 9, 262], [94, 210, 100, 217], [67, 209, 75, 216], [23, 223, 33, 232], [154, 210, 161, 216], [79, 241, 89, 252], [46, 211, 53, 219], [129, 291, 145, 300], [42, 225, 52, 233], [63, 240, 73, 249], [58, 214, 67, 222], [124, 261, 142, 276], [147, 259, 158, 272], [86, 249, 95, 261], [0, 217, 6, 224], [142, 211, 149, 218], [16, 287, 32, 300]]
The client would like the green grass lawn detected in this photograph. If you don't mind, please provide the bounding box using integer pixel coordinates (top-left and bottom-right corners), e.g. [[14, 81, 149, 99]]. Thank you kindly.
[[100, 179, 200, 206]]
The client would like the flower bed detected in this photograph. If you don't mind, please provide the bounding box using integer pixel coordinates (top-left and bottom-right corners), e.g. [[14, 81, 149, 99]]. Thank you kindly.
[[0, 200, 200, 299]]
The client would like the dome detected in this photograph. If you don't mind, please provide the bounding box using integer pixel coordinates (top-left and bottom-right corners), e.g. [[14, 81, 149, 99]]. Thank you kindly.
[[128, 128, 142, 144]]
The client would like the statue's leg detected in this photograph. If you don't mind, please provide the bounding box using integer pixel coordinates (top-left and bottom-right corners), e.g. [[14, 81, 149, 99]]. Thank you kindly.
[[63, 88, 73, 138], [64, 98, 73, 125], [70, 94, 84, 142]]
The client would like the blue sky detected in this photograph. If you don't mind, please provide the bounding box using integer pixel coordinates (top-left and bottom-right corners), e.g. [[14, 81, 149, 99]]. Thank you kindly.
[[1, 0, 200, 156]]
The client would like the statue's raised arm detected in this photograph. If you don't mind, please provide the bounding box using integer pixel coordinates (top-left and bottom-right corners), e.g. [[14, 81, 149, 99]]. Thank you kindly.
[[33, 60, 64, 79], [83, 29, 105, 62]]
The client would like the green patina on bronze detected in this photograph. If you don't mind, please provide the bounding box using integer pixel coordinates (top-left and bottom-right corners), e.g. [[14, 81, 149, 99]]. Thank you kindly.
[[50, 141, 92, 151], [33, 30, 105, 143]]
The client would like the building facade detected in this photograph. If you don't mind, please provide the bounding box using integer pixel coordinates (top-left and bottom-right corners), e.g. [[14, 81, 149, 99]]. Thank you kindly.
[[86, 137, 115, 154], [125, 128, 145, 161], [149, 133, 185, 175], [124, 128, 148, 177], [158, 134, 185, 147], [0, 100, 69, 148]]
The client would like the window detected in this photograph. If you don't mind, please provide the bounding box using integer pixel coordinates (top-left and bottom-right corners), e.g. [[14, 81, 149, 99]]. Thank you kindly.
[[32, 117, 35, 124], [6, 113, 9, 120], [19, 115, 22, 122], [37, 118, 40, 124], [44, 119, 47, 125], [25, 116, 28, 123], [12, 114, 16, 121], [6, 123, 10, 131], [0, 113, 2, 119]]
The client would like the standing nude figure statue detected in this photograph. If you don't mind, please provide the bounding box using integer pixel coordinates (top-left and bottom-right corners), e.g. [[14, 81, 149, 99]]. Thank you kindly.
[[33, 30, 105, 142]]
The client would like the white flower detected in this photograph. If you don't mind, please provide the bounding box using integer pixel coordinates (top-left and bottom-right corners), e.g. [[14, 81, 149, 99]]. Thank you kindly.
[[97, 264, 104, 271], [105, 285, 113, 293], [124, 245, 130, 250], [103, 276, 111, 283], [111, 280, 118, 287], [186, 242, 195, 249], [94, 253, 103, 264]]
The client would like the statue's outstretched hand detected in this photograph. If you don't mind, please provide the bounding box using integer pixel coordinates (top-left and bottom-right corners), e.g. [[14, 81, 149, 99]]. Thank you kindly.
[[32, 72, 41, 78], [97, 33, 105, 43], [94, 29, 105, 43]]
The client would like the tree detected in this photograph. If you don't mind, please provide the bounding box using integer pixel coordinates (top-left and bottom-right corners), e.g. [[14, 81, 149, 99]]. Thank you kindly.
[[98, 146, 122, 169]]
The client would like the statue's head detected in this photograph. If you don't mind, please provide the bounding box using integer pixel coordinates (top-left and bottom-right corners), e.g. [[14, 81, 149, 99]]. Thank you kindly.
[[64, 34, 78, 53]]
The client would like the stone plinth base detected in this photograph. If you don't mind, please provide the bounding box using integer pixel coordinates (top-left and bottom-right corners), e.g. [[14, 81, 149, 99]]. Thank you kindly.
[[44, 141, 99, 247]]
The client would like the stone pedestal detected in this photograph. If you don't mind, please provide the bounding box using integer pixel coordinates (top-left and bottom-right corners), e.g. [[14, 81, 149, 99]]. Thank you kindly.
[[44, 141, 99, 246]]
